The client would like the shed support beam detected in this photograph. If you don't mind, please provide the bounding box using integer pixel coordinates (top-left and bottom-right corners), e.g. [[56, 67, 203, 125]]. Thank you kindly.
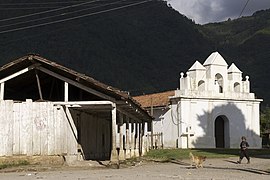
[[139, 123, 142, 156], [118, 113, 125, 160], [135, 123, 140, 156], [36, 66, 115, 102], [0, 65, 37, 84], [130, 120, 135, 157], [0, 83, 4, 100], [35, 70, 43, 100], [117, 107, 143, 123], [64, 82, 68, 102], [110, 103, 119, 166], [126, 117, 131, 158], [54, 101, 113, 106]]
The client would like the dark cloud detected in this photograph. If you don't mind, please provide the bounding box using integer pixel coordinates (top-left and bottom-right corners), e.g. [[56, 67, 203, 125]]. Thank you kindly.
[[167, 0, 270, 24]]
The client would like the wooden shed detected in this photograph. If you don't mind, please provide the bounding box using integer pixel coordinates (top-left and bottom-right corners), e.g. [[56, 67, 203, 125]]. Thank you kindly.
[[0, 54, 152, 162]]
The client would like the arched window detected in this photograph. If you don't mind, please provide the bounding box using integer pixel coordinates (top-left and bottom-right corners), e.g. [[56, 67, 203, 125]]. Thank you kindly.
[[198, 80, 205, 91], [234, 82, 240, 92], [215, 73, 223, 93]]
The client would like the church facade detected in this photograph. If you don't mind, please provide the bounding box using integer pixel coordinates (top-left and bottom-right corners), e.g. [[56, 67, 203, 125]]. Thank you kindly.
[[171, 52, 262, 148], [134, 51, 262, 149]]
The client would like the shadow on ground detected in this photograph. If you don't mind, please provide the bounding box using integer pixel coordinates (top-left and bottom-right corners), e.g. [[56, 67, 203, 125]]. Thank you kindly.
[[172, 158, 270, 175]]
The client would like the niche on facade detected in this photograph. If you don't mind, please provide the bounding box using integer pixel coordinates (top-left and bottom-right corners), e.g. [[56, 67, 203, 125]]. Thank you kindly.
[[198, 80, 205, 91], [234, 82, 240, 92], [215, 73, 223, 93]]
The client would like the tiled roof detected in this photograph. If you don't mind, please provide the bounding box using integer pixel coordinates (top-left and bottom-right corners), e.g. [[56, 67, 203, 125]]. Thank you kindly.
[[134, 90, 175, 108]]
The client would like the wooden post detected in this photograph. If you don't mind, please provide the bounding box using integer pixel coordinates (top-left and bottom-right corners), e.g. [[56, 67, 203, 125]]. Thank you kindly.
[[130, 120, 135, 157], [139, 121, 144, 156], [119, 113, 125, 160], [126, 117, 131, 158], [135, 123, 139, 156], [64, 82, 69, 102], [144, 122, 149, 152], [139, 122, 143, 156], [161, 132, 164, 149], [150, 98, 154, 149], [0, 83, 4, 100], [141, 122, 146, 154], [110, 103, 119, 165]]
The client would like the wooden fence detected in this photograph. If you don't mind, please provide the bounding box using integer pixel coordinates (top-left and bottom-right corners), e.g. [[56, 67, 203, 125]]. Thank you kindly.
[[147, 132, 163, 149]]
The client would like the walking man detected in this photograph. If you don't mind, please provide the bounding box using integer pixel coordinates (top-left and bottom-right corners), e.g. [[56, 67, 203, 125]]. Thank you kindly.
[[237, 136, 250, 164]]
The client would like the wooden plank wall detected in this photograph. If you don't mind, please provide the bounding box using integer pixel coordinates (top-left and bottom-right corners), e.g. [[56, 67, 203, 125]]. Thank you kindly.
[[0, 100, 77, 156]]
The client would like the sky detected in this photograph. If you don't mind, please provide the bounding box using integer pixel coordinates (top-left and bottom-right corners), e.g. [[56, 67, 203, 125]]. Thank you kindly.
[[166, 0, 270, 24]]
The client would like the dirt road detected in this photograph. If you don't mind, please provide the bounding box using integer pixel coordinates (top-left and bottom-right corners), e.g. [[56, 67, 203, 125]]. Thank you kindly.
[[0, 157, 269, 180]]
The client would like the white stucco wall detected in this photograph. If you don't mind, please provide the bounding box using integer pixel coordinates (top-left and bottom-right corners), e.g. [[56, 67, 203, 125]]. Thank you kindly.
[[151, 107, 179, 148], [170, 98, 261, 149]]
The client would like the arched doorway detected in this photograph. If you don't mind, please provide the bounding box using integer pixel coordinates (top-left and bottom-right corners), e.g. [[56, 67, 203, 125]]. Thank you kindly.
[[215, 115, 229, 148]]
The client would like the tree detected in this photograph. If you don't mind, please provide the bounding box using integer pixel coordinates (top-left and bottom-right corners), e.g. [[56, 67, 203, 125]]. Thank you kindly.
[[260, 107, 270, 134]]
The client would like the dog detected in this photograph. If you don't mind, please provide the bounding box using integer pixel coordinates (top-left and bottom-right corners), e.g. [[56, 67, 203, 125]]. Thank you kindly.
[[189, 152, 206, 168]]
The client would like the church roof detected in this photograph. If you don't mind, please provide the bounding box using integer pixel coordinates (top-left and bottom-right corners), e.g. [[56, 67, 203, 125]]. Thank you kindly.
[[133, 90, 175, 108], [188, 61, 206, 71], [228, 63, 242, 73], [203, 52, 228, 66]]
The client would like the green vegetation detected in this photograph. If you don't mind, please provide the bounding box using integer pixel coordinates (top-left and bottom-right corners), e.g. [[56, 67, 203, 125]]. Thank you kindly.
[[260, 107, 270, 133], [0, 160, 29, 170], [260, 107, 270, 147], [199, 9, 270, 46], [145, 149, 270, 162], [0, 1, 269, 106]]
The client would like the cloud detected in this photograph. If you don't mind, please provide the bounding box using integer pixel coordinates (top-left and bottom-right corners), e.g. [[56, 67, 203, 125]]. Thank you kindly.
[[167, 0, 270, 24]]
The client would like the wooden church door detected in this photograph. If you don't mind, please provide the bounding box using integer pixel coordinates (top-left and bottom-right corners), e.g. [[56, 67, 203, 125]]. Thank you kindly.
[[215, 116, 225, 148]]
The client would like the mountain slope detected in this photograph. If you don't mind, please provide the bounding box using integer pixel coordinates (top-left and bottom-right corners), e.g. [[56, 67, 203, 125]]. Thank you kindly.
[[0, 0, 213, 95], [0, 1, 270, 106], [198, 9, 270, 106]]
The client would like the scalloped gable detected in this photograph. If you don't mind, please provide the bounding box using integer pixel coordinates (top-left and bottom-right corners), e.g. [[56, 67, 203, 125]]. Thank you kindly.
[[203, 52, 228, 66], [188, 60, 206, 71], [228, 63, 242, 73]]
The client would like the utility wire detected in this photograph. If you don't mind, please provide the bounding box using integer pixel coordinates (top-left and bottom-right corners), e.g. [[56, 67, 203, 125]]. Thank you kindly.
[[0, 0, 101, 22], [0, 7, 65, 10], [0, 1, 87, 5], [0, 0, 125, 29], [239, 0, 250, 18], [0, 0, 159, 47], [0, 0, 153, 34]]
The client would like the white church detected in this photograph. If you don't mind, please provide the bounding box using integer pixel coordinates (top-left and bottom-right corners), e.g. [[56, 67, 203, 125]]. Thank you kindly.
[[135, 51, 262, 149]]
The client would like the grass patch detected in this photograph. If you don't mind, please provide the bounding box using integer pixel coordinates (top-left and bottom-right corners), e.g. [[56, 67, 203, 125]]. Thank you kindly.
[[145, 148, 270, 161], [0, 160, 30, 170], [256, 28, 270, 35]]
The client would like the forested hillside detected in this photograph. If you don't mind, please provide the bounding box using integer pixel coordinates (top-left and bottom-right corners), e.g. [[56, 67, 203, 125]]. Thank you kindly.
[[0, 0, 269, 106], [198, 9, 270, 107], [0, 0, 213, 95]]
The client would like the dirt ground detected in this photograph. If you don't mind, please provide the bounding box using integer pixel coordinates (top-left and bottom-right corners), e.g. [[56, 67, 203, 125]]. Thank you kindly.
[[0, 156, 269, 180]]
